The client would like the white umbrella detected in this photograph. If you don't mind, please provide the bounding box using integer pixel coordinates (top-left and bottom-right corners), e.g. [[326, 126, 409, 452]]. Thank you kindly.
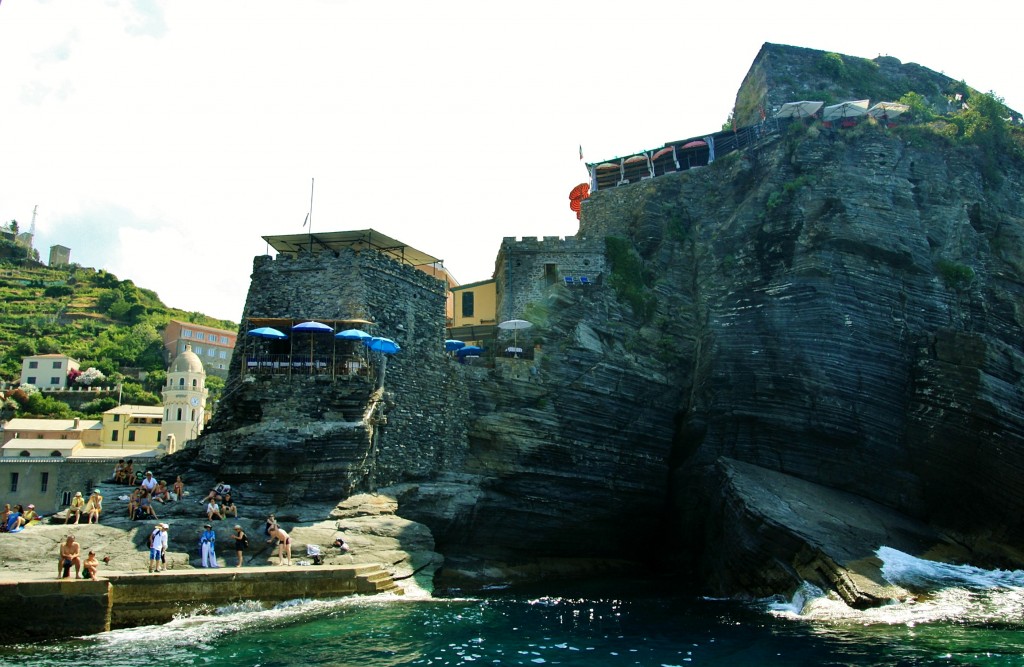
[[497, 319, 533, 350], [775, 101, 824, 119], [868, 102, 909, 121], [822, 100, 870, 121]]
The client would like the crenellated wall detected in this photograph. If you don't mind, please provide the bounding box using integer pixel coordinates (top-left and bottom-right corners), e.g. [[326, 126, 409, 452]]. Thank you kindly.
[[187, 246, 470, 501], [494, 235, 605, 324]]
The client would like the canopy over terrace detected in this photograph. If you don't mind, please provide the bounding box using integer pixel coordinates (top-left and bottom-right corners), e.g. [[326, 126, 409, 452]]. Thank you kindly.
[[263, 229, 443, 270], [243, 317, 377, 379]]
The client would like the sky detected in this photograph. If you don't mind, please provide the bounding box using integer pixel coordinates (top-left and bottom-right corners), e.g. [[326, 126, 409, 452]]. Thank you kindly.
[[2, 1, 1022, 323]]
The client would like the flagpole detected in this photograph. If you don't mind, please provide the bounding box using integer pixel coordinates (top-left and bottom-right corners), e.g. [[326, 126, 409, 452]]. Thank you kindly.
[[307, 177, 314, 253]]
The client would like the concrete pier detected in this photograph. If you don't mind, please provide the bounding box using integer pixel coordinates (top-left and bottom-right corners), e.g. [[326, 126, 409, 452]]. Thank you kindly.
[[0, 564, 401, 643]]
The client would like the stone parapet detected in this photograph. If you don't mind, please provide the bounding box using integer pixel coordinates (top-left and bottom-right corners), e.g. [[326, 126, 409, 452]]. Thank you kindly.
[[0, 564, 399, 643]]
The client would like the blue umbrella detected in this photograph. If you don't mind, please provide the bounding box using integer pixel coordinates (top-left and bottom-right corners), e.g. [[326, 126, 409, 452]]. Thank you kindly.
[[247, 326, 288, 339], [292, 321, 334, 333], [337, 329, 372, 340], [456, 345, 483, 358], [445, 339, 466, 352], [364, 337, 400, 355]]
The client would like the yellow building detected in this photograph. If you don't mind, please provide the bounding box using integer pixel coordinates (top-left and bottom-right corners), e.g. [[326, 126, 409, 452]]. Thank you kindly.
[[0, 413, 159, 513], [100, 404, 163, 449], [449, 279, 497, 346]]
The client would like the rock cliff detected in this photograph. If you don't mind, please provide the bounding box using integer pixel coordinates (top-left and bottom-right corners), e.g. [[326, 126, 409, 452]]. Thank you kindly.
[[173, 43, 1024, 605]]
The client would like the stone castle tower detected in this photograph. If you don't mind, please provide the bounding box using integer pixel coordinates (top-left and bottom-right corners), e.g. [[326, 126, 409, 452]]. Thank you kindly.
[[161, 343, 208, 454]]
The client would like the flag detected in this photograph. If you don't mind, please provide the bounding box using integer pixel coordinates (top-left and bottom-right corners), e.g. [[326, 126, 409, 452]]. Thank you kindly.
[[302, 212, 309, 227], [579, 145, 583, 161]]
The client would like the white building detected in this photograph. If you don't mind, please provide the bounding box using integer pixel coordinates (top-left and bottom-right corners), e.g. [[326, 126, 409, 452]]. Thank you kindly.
[[20, 354, 80, 389]]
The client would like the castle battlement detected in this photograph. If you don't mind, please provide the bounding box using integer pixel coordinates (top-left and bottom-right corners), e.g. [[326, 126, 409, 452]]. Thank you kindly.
[[499, 235, 601, 253]]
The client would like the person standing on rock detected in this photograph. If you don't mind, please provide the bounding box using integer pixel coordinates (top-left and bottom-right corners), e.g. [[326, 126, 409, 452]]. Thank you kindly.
[[199, 523, 218, 568], [270, 524, 292, 566], [159, 523, 169, 571], [148, 523, 165, 573], [232, 525, 248, 567]]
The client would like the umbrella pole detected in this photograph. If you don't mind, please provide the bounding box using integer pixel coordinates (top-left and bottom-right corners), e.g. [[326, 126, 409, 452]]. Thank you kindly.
[[288, 324, 294, 377]]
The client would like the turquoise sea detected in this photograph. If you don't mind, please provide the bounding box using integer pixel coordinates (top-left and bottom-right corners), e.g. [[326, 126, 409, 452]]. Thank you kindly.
[[3, 548, 1024, 666]]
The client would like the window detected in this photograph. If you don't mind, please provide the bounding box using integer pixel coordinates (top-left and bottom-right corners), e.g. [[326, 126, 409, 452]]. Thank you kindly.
[[192, 378, 198, 388], [195, 346, 203, 354], [36, 434, 44, 439], [50, 376, 60, 385], [18, 451, 29, 458], [128, 431, 136, 442], [111, 429, 118, 442], [462, 291, 475, 318], [183, 329, 192, 338], [176, 408, 182, 420], [10, 472, 18, 493], [61, 491, 72, 506], [207, 348, 215, 357], [113, 414, 120, 422], [221, 336, 230, 344], [52, 361, 62, 369], [165, 409, 170, 420], [26, 376, 36, 385], [219, 350, 227, 359], [191, 409, 196, 421], [41, 472, 49, 493], [28, 361, 38, 369], [50, 450, 62, 457], [156, 431, 161, 442], [196, 332, 205, 340]]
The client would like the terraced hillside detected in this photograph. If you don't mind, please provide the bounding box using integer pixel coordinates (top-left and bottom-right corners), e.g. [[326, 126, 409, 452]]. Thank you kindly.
[[0, 260, 235, 417]]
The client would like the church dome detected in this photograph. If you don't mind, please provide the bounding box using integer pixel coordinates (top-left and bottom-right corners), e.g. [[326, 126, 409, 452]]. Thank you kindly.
[[170, 343, 205, 374]]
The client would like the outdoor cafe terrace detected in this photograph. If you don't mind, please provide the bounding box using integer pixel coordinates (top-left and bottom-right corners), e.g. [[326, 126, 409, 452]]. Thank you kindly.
[[242, 318, 386, 380]]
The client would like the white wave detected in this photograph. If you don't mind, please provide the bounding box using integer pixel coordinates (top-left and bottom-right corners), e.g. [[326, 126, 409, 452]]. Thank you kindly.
[[879, 545, 1024, 590], [765, 546, 1024, 626]]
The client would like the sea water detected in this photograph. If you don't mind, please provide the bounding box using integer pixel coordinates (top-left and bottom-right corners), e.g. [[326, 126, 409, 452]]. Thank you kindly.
[[3, 547, 1024, 666]]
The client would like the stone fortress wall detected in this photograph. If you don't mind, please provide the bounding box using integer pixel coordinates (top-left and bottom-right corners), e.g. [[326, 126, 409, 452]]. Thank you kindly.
[[494, 235, 606, 324], [196, 247, 470, 499]]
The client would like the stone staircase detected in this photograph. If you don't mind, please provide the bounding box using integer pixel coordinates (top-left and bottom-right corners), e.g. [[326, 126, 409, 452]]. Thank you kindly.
[[354, 563, 402, 595]]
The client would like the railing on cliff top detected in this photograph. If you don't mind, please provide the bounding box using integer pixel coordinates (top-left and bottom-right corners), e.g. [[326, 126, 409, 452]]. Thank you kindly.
[[587, 118, 782, 192]]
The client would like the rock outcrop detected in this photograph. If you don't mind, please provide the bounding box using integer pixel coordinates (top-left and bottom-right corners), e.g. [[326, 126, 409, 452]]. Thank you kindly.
[[169, 43, 1024, 606]]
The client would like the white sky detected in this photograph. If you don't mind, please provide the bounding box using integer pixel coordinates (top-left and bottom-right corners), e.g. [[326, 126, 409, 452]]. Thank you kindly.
[[2, 1, 1021, 323]]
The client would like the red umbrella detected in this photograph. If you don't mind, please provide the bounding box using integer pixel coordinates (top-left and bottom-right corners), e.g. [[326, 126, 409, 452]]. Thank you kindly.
[[680, 140, 707, 149]]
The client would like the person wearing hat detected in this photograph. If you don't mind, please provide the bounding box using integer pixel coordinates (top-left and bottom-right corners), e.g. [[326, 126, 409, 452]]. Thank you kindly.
[[66, 491, 86, 524], [140, 471, 158, 494], [22, 504, 39, 525], [148, 523, 165, 573], [232, 524, 248, 568], [85, 489, 103, 524], [199, 523, 218, 568]]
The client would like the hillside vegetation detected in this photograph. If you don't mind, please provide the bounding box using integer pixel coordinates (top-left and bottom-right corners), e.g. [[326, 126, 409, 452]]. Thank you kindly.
[[0, 259, 235, 418]]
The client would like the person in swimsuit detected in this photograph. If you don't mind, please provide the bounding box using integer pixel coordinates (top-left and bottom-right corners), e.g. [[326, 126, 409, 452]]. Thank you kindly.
[[270, 524, 292, 565], [83, 550, 99, 579], [58, 534, 82, 579]]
